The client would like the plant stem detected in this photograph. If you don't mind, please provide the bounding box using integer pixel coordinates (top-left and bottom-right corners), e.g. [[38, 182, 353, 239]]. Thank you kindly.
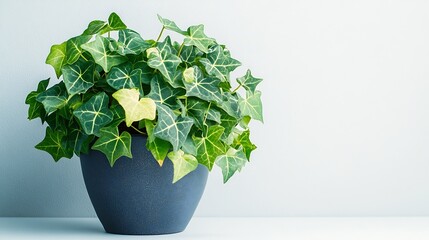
[[177, 42, 185, 56], [156, 27, 165, 42], [108, 31, 110, 38], [131, 125, 146, 135], [231, 83, 242, 93]]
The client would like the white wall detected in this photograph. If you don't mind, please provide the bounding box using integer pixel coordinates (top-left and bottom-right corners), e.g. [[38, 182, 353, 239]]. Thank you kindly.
[[1, 0, 429, 217]]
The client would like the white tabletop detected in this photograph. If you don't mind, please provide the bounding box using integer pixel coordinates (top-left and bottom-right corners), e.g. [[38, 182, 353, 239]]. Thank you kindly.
[[1, 217, 429, 240]]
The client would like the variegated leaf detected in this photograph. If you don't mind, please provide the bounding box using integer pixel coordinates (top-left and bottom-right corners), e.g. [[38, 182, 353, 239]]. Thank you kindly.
[[183, 66, 223, 103], [184, 25, 216, 53], [145, 120, 171, 166], [35, 127, 73, 161], [73, 92, 114, 135], [81, 35, 127, 72], [25, 78, 49, 121], [238, 90, 263, 122], [36, 82, 69, 114], [147, 45, 181, 84], [237, 69, 263, 93], [187, 98, 221, 129], [83, 12, 127, 35], [106, 63, 143, 94], [147, 75, 185, 108], [219, 92, 241, 118], [117, 29, 151, 55], [157, 15, 187, 35], [215, 147, 247, 183], [66, 35, 92, 64], [193, 125, 226, 170], [62, 58, 95, 96], [200, 45, 241, 81], [92, 126, 132, 166], [154, 104, 193, 151]]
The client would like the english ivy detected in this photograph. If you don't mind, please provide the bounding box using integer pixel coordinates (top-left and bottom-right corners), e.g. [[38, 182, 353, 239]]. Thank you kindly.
[[26, 12, 263, 183]]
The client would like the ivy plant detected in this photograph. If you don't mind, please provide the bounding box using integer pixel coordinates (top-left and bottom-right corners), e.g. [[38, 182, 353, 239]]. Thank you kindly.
[[25, 13, 263, 183]]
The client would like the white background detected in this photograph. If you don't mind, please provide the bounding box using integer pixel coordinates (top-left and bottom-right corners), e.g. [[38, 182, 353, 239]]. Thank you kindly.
[[1, 0, 429, 217]]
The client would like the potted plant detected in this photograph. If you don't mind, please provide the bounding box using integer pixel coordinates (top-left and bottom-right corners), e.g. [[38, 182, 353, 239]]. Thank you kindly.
[[25, 12, 263, 235]]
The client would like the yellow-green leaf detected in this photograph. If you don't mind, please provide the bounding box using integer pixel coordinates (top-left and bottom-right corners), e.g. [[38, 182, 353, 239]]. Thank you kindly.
[[167, 150, 198, 183], [112, 89, 156, 127]]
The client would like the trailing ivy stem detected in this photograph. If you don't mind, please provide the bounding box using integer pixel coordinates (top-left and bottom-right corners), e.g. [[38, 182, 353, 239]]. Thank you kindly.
[[231, 83, 242, 93], [131, 125, 146, 135], [177, 42, 185, 56], [156, 26, 165, 42]]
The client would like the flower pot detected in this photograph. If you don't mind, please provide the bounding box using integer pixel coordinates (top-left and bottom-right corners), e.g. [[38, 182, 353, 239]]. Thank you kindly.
[[80, 135, 208, 235]]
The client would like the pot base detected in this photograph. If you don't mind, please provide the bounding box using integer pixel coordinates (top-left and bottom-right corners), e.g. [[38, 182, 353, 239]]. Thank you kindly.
[[80, 135, 208, 235]]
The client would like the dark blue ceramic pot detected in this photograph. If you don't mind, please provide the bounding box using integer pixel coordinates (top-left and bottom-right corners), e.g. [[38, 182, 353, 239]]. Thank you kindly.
[[80, 135, 208, 235]]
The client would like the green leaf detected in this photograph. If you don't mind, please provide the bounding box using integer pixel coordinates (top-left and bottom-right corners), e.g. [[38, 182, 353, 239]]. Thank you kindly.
[[100, 12, 127, 34], [67, 127, 91, 155], [25, 78, 49, 121], [238, 90, 263, 122], [35, 127, 73, 161], [157, 15, 187, 35], [81, 35, 127, 72], [219, 92, 241, 118], [200, 45, 241, 81], [154, 104, 194, 151], [84, 12, 127, 35], [237, 69, 263, 93], [117, 29, 151, 55], [184, 25, 216, 53], [112, 88, 156, 127], [133, 59, 155, 84], [62, 58, 95, 96], [183, 67, 223, 103], [193, 125, 226, 170], [44, 114, 69, 133], [147, 46, 181, 84], [147, 75, 185, 108], [66, 35, 92, 64], [215, 147, 247, 183], [145, 120, 171, 166], [92, 126, 132, 166], [45, 42, 67, 78], [187, 98, 221, 129], [180, 45, 201, 63], [82, 20, 107, 35], [157, 36, 177, 55], [36, 82, 69, 114], [219, 112, 239, 140], [106, 63, 143, 93], [181, 135, 197, 156], [73, 92, 114, 135], [167, 150, 198, 183], [232, 130, 256, 159], [239, 115, 251, 129]]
